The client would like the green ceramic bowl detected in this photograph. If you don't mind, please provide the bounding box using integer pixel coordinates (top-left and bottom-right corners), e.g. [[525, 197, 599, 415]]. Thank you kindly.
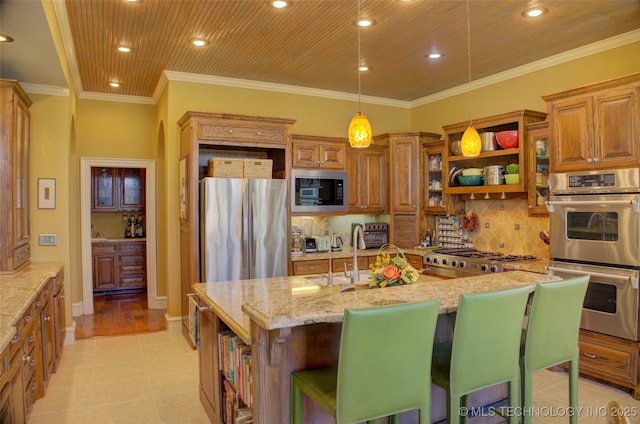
[[506, 163, 519, 174]]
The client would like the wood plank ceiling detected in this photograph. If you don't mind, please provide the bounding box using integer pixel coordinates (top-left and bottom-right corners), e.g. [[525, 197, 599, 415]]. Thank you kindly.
[[64, 0, 640, 100]]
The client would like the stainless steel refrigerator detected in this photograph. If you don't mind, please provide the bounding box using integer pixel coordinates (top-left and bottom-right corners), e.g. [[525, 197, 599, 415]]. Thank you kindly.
[[200, 177, 288, 282]]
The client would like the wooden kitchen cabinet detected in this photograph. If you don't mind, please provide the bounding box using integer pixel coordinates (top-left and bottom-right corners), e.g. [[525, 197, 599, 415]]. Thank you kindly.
[[443, 110, 547, 197], [543, 73, 640, 172], [92, 241, 146, 293], [39, 281, 55, 385], [577, 329, 640, 399], [377, 132, 440, 248], [346, 144, 387, 213], [291, 134, 345, 169], [0, 79, 32, 273], [92, 242, 118, 291], [52, 269, 65, 372], [194, 294, 222, 422], [526, 121, 550, 216], [291, 257, 369, 276], [91, 167, 145, 211]]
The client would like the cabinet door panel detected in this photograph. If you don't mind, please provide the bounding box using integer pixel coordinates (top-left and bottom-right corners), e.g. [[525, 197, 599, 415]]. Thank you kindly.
[[121, 168, 144, 209], [596, 88, 639, 168], [92, 168, 118, 210], [390, 139, 418, 213], [345, 151, 361, 212], [362, 151, 386, 212], [93, 254, 117, 290], [550, 98, 594, 172], [291, 143, 318, 168], [319, 143, 345, 169]]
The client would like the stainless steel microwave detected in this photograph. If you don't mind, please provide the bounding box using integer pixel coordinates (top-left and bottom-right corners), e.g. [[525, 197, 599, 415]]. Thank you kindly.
[[291, 169, 348, 213]]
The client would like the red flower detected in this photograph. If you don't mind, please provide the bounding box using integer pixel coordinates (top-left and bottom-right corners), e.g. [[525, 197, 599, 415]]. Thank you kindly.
[[381, 265, 401, 281]]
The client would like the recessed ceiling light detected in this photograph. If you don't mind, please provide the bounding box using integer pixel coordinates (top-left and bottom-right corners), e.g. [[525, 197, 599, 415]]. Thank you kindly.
[[192, 39, 207, 47], [358, 18, 374, 27], [522, 7, 547, 18], [359, 65, 370, 72], [0, 34, 14, 43], [427, 53, 442, 59], [118, 46, 131, 53], [109, 82, 120, 88], [272, 0, 288, 8]]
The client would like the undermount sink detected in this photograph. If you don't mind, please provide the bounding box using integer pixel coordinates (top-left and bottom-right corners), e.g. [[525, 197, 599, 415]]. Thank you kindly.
[[305, 271, 371, 287]]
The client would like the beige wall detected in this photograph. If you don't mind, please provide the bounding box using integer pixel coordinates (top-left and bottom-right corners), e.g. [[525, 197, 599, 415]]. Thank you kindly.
[[23, 38, 639, 325]]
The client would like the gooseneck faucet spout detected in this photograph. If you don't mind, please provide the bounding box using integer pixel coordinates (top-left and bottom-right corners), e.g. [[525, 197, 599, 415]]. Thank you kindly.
[[352, 224, 367, 283]]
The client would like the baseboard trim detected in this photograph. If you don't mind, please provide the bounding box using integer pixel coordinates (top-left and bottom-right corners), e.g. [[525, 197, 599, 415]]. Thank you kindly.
[[149, 295, 167, 309], [72, 301, 83, 317], [64, 321, 76, 345], [165, 313, 182, 334]]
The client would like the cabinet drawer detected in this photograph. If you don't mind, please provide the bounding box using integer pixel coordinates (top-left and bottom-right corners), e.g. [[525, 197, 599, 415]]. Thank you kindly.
[[332, 257, 367, 273], [118, 254, 145, 267], [119, 242, 145, 253], [14, 243, 30, 268], [119, 275, 146, 288], [579, 336, 637, 386], [406, 254, 424, 270], [92, 242, 117, 254], [198, 122, 286, 144], [292, 260, 329, 275]]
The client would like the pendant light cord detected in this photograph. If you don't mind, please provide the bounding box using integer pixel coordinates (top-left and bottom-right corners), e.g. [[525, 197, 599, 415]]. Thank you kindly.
[[466, 0, 472, 127], [357, 0, 362, 113]]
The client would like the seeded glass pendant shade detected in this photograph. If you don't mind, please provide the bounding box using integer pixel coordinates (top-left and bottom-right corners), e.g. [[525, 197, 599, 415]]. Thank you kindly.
[[461, 126, 481, 156], [348, 112, 372, 148], [348, 0, 372, 148]]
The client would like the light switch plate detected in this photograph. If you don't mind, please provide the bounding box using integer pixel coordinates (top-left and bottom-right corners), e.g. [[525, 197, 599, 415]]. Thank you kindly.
[[39, 234, 57, 246]]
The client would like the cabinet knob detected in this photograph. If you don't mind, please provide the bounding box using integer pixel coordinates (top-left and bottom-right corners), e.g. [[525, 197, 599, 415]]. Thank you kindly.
[[528, 205, 533, 209], [256, 131, 263, 136], [593, 157, 600, 163], [586, 157, 593, 163], [45, 316, 52, 322], [227, 129, 233, 135]]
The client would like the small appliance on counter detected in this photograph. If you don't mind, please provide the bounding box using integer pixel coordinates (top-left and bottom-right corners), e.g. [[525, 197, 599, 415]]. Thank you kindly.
[[331, 233, 343, 251], [351, 222, 388, 249], [301, 236, 318, 253], [315, 235, 331, 252], [291, 226, 302, 256]]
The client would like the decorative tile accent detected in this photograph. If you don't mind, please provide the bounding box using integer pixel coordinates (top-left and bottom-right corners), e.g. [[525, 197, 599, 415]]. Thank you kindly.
[[465, 199, 550, 259]]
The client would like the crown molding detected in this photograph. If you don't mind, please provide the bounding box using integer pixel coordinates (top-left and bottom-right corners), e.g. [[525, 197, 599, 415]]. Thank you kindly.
[[21, 83, 70, 97], [161, 70, 411, 109], [78, 91, 156, 105], [52, 0, 83, 95], [410, 29, 640, 107]]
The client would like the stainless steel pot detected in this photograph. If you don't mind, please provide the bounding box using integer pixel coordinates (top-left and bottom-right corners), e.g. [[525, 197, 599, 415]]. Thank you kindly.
[[484, 165, 505, 185], [480, 132, 497, 152]]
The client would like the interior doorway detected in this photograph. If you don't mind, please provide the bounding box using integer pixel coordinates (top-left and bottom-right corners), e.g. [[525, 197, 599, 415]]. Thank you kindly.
[[80, 158, 162, 316]]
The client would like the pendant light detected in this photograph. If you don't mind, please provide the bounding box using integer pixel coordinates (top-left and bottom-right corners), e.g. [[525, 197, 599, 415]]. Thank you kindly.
[[461, 0, 481, 157], [348, 0, 372, 148]]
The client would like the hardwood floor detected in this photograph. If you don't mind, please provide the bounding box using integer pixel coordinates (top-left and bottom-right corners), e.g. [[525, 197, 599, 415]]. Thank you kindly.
[[74, 292, 166, 339]]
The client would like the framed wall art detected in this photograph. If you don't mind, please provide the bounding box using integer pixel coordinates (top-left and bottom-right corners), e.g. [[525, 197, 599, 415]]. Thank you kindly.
[[38, 178, 56, 209]]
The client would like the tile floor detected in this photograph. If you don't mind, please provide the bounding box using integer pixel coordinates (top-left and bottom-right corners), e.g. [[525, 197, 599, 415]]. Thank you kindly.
[[29, 331, 209, 424], [28, 330, 640, 423]]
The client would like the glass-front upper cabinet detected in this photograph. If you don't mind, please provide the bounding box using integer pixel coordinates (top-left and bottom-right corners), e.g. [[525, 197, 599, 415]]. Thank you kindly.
[[424, 141, 445, 213], [526, 121, 550, 216]]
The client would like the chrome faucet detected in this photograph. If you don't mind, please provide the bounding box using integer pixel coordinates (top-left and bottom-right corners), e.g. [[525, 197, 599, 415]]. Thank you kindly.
[[351, 224, 367, 283], [327, 246, 334, 287]]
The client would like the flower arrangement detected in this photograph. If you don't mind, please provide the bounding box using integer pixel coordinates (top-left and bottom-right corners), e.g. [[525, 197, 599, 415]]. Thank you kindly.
[[369, 244, 419, 288]]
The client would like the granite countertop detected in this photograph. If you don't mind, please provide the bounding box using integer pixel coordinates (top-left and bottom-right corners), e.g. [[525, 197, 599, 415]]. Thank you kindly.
[[0, 261, 64, 352], [504, 259, 550, 274], [91, 237, 146, 242], [193, 270, 561, 344]]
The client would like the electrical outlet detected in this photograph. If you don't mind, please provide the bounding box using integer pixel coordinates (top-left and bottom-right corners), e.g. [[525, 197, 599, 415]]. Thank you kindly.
[[499, 242, 505, 248], [39, 234, 57, 246], [485, 223, 490, 229], [514, 224, 520, 230], [499, 203, 505, 211]]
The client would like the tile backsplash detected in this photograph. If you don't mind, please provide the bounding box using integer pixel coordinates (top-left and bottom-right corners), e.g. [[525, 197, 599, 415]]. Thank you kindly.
[[465, 199, 550, 259]]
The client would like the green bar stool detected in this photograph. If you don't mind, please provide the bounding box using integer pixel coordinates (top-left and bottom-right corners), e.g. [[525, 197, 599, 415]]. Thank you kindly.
[[431, 285, 531, 424], [291, 299, 441, 423], [520, 275, 589, 424]]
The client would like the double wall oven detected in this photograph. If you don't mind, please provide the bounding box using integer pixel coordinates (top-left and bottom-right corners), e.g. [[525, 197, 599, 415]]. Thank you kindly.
[[546, 168, 640, 341]]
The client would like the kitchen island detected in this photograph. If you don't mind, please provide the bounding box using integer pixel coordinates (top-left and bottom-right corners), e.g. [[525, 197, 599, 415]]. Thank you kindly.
[[192, 270, 560, 423]]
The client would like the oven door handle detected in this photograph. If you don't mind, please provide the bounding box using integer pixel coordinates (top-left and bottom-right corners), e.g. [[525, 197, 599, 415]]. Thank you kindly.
[[545, 199, 639, 213], [546, 266, 638, 290]]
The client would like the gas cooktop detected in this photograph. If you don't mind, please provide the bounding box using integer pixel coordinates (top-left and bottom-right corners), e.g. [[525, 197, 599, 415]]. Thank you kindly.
[[423, 248, 537, 278]]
